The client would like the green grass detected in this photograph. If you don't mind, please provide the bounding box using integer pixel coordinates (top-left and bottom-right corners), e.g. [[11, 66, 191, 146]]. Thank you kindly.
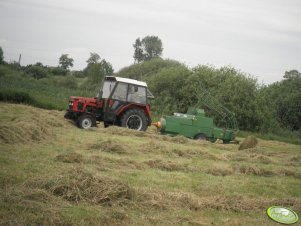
[[0, 65, 94, 110], [0, 103, 300, 225]]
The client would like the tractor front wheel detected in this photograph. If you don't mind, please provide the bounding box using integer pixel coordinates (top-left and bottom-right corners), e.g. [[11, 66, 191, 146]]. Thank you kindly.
[[77, 114, 96, 129], [120, 109, 148, 131]]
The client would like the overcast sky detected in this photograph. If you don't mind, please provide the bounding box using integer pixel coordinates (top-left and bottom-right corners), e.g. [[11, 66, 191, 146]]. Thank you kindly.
[[0, 0, 300, 84]]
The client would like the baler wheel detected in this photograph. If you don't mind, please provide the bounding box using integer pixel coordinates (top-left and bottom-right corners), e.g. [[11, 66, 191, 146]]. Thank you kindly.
[[194, 133, 207, 141]]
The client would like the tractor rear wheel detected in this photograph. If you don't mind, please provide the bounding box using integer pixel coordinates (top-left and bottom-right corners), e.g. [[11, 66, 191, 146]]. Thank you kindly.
[[77, 114, 96, 129], [120, 109, 148, 131]]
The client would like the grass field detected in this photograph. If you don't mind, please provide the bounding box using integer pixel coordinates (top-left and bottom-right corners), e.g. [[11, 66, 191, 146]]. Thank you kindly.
[[0, 102, 301, 225]]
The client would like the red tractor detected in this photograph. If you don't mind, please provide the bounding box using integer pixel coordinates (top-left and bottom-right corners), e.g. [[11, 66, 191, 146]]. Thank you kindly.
[[64, 76, 154, 131]]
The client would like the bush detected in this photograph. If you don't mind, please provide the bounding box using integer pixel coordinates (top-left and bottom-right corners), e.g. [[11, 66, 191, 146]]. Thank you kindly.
[[25, 65, 48, 79], [0, 90, 35, 104], [82, 63, 105, 89], [50, 67, 68, 76], [72, 70, 85, 78], [57, 76, 78, 89], [117, 58, 182, 80]]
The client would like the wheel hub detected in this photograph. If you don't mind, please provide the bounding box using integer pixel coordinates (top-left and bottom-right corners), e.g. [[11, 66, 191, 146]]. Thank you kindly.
[[82, 118, 92, 129], [126, 115, 142, 130]]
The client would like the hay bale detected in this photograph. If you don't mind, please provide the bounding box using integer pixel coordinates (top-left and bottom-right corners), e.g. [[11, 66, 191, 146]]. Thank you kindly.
[[33, 168, 133, 205], [238, 135, 258, 150]]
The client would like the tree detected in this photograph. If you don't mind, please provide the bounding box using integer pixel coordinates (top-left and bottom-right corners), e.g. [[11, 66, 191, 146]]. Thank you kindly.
[[59, 54, 74, 70], [133, 36, 163, 62], [100, 59, 114, 75], [258, 70, 301, 131], [133, 38, 144, 63], [84, 53, 114, 77], [284, 69, 301, 80], [142, 36, 163, 60], [0, 46, 4, 64], [86, 52, 101, 65], [83, 54, 114, 88]]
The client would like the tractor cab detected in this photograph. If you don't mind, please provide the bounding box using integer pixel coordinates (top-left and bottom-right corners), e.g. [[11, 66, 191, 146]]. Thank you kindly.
[[65, 76, 153, 131], [98, 76, 153, 129]]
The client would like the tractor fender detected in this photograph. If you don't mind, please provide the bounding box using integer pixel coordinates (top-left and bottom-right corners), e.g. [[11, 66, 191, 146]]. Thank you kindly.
[[117, 104, 151, 125]]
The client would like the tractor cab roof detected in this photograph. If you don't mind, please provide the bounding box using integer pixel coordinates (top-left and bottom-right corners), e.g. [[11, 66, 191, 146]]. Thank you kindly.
[[105, 76, 147, 87]]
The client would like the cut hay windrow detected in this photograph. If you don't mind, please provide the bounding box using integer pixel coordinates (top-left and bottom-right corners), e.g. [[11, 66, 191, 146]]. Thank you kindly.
[[0, 103, 66, 144], [27, 168, 134, 205], [55, 152, 84, 163], [137, 189, 301, 212]]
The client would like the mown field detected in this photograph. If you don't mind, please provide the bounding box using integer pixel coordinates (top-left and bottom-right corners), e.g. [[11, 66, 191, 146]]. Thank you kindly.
[[0, 102, 301, 225]]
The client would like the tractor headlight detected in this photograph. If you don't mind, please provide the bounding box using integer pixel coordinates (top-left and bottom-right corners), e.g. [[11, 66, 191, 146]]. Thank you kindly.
[[69, 101, 74, 109]]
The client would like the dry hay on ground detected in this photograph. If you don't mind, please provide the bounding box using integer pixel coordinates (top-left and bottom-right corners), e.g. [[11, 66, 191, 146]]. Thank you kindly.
[[0, 104, 66, 144], [87, 155, 145, 171], [55, 152, 84, 163], [89, 139, 127, 154], [27, 168, 134, 205], [206, 163, 235, 176], [238, 165, 274, 177], [105, 126, 152, 138], [238, 135, 258, 150], [225, 152, 274, 164], [138, 189, 301, 212], [144, 159, 190, 172]]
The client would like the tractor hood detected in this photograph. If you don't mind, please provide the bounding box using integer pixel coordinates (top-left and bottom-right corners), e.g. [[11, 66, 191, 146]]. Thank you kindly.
[[69, 96, 97, 103]]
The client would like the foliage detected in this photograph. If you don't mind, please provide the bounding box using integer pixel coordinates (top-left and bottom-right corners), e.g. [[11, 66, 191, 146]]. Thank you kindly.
[[25, 65, 49, 79], [72, 70, 85, 78], [83, 54, 114, 89], [40, 75, 78, 89], [50, 66, 68, 76], [133, 38, 144, 63], [59, 54, 74, 70], [0, 64, 93, 110], [146, 65, 192, 114], [133, 36, 163, 62], [0, 46, 3, 64], [86, 52, 101, 65], [100, 59, 114, 75], [0, 90, 35, 105], [260, 70, 301, 131], [189, 66, 260, 131], [117, 58, 182, 80]]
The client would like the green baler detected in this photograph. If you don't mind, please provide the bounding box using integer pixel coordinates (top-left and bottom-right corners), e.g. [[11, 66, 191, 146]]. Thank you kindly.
[[154, 107, 236, 143], [153, 88, 239, 143]]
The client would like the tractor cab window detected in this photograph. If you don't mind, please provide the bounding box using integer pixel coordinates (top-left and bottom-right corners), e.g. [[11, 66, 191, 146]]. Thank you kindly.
[[127, 84, 146, 104], [100, 80, 116, 98], [111, 82, 128, 101]]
